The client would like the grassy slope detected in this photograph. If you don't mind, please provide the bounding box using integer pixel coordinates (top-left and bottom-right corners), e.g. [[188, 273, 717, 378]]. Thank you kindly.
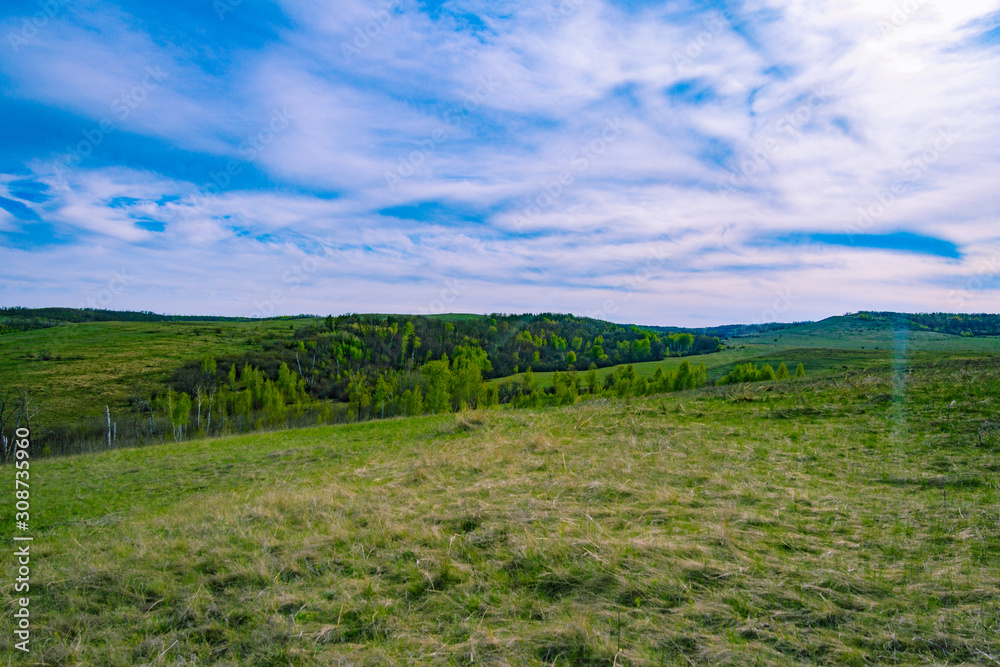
[[3, 354, 998, 665], [740, 315, 1000, 353], [4, 313, 997, 423], [0, 319, 308, 423], [497, 315, 1000, 388]]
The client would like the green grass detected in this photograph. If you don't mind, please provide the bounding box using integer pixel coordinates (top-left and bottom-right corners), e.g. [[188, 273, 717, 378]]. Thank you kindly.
[[0, 319, 310, 424], [497, 316, 1000, 389], [737, 315, 1000, 353], [3, 312, 997, 425], [3, 352, 999, 665]]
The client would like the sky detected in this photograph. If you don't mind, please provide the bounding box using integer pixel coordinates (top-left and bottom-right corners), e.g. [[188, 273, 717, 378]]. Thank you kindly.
[[1, 0, 998, 326]]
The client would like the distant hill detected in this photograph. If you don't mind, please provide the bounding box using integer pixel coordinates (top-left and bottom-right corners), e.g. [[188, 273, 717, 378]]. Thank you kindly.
[[643, 321, 808, 339], [3, 308, 999, 458], [857, 311, 1000, 337], [0, 306, 264, 334]]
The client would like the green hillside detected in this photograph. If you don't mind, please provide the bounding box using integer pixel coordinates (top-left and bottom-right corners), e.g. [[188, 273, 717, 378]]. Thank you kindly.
[[1, 310, 997, 457], [0, 319, 307, 424], [2, 353, 998, 664], [499, 315, 1000, 390], [733, 315, 1000, 353]]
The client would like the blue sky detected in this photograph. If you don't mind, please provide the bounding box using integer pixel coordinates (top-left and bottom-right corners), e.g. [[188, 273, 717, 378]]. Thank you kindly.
[[1, 0, 999, 325]]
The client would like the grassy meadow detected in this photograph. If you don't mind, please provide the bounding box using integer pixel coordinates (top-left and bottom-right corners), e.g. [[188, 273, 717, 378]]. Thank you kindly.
[[500, 315, 1000, 390], [2, 345, 999, 664], [0, 319, 308, 425]]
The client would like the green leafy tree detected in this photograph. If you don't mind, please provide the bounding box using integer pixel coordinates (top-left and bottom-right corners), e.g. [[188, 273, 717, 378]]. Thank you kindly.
[[451, 344, 490, 409], [277, 362, 297, 402], [552, 371, 578, 405], [477, 382, 500, 409], [631, 337, 652, 360], [667, 333, 695, 355], [401, 387, 423, 416], [233, 388, 253, 425], [673, 360, 693, 390], [795, 363, 806, 378], [401, 321, 415, 365], [776, 362, 790, 380], [522, 368, 537, 394], [162, 389, 192, 441], [374, 375, 392, 418], [421, 356, 452, 414], [347, 373, 371, 421], [262, 380, 287, 426], [653, 366, 675, 392]]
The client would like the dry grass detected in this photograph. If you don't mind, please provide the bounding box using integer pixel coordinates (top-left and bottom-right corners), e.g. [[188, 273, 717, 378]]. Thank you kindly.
[[2, 355, 999, 664]]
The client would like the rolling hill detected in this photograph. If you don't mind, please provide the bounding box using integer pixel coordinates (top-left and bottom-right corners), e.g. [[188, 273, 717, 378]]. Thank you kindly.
[[1, 351, 997, 664]]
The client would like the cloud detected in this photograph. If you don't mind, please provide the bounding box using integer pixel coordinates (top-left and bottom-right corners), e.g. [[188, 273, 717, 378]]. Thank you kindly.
[[1, 0, 999, 324]]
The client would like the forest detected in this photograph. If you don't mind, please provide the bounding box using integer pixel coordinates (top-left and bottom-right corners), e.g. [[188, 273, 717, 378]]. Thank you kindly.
[[166, 312, 723, 406]]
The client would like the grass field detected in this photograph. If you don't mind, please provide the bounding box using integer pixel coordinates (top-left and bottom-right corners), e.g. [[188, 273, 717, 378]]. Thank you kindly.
[[2, 313, 997, 428], [498, 316, 1000, 389], [3, 350, 998, 665], [0, 319, 309, 425]]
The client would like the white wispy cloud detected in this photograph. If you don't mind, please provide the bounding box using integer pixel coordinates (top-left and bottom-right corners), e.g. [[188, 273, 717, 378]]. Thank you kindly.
[[1, 0, 998, 324]]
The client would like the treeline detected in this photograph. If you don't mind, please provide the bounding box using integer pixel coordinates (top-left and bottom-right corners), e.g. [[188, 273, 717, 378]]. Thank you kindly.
[[6, 352, 806, 458], [170, 313, 723, 405], [158, 354, 718, 431], [159, 312, 727, 428], [717, 362, 805, 384], [0, 315, 64, 335], [153, 355, 804, 438], [0, 306, 257, 329], [646, 321, 807, 339], [857, 311, 1000, 337]]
